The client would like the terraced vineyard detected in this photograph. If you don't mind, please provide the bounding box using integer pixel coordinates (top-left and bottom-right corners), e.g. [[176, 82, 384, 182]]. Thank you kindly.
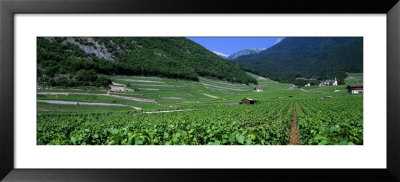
[[37, 73, 363, 145]]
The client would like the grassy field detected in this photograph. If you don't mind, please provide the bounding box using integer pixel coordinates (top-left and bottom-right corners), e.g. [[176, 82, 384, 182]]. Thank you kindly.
[[37, 102, 131, 115], [37, 73, 363, 145], [345, 73, 363, 85], [37, 89, 108, 94], [301, 85, 347, 92], [37, 74, 295, 115]]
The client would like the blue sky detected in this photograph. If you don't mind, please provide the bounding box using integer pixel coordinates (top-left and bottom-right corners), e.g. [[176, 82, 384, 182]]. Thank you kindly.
[[187, 37, 284, 57]]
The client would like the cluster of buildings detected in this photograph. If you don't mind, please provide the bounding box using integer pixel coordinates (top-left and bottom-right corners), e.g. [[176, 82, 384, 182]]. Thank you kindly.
[[251, 76, 363, 95], [303, 77, 363, 94], [321, 77, 338, 86], [309, 77, 338, 86], [241, 82, 363, 106], [302, 77, 338, 87]]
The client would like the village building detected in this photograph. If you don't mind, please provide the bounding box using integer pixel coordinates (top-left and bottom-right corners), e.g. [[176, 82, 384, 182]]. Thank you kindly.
[[322, 77, 338, 86], [347, 84, 363, 94], [304, 83, 311, 87], [254, 88, 264, 92], [240, 98, 255, 105]]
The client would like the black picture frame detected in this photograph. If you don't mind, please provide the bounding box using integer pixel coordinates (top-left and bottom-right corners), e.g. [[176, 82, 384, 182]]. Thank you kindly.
[[1, 0, 399, 181]]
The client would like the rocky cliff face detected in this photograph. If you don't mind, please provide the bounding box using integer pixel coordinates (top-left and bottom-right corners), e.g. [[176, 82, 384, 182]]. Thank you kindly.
[[65, 37, 116, 61]]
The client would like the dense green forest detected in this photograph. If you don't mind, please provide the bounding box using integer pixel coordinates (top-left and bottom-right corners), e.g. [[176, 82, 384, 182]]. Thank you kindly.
[[232, 37, 363, 85], [37, 37, 257, 88]]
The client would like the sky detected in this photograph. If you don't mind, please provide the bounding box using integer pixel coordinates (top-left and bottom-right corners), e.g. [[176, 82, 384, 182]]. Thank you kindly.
[[187, 37, 284, 57]]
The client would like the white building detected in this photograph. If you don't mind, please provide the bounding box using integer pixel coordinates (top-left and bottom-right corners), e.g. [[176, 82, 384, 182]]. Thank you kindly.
[[347, 84, 363, 94], [323, 77, 338, 86], [333, 77, 338, 85]]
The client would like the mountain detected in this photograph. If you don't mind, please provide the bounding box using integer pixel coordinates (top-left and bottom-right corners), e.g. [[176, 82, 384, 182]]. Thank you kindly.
[[212, 51, 229, 59], [228, 48, 267, 60], [37, 37, 257, 88], [232, 37, 363, 85]]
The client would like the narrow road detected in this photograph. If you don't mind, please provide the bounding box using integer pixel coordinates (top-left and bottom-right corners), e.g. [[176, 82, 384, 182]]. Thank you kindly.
[[160, 97, 184, 100], [288, 104, 301, 145], [129, 83, 185, 87], [201, 83, 246, 91], [37, 92, 157, 103], [108, 94, 157, 103], [201, 93, 219, 98], [37, 100, 141, 110], [117, 79, 165, 84]]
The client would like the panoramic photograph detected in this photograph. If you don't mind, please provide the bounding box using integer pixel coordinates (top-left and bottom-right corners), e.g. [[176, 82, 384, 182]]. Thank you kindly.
[[36, 37, 363, 145]]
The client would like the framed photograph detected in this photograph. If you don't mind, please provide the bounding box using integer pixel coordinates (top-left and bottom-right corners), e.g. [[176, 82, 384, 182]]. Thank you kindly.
[[1, 0, 399, 181]]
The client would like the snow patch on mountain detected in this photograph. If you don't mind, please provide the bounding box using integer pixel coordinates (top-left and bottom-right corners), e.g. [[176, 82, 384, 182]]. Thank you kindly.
[[212, 51, 229, 58], [273, 38, 284, 45]]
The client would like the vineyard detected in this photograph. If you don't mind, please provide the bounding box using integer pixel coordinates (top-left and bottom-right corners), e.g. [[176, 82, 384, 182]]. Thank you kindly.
[[37, 74, 363, 145], [296, 96, 363, 145], [36, 36, 364, 145], [37, 101, 293, 145]]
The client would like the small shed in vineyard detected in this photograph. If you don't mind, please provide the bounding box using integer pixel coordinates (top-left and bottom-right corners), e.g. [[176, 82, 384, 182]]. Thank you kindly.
[[241, 98, 255, 105]]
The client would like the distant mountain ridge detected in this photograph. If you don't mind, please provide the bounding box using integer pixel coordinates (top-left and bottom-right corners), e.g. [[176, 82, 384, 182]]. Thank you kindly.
[[232, 37, 363, 84], [227, 48, 267, 60], [37, 37, 257, 88]]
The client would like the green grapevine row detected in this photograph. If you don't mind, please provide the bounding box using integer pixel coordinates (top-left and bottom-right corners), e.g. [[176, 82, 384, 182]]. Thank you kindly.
[[296, 97, 363, 145], [37, 101, 293, 145]]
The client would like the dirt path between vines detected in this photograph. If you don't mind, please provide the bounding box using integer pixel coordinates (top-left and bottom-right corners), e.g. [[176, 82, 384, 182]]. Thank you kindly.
[[288, 105, 301, 145], [201, 93, 219, 98]]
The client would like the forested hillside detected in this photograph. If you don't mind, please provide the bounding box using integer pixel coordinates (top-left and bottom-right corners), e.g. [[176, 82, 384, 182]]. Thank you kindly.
[[233, 37, 363, 84], [37, 37, 257, 88]]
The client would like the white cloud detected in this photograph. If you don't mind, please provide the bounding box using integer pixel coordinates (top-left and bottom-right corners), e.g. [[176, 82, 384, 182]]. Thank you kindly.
[[212, 51, 229, 57]]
